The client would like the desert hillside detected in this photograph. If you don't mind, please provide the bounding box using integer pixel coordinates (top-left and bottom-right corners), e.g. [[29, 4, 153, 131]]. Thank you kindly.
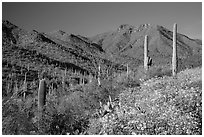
[[91, 24, 202, 68], [2, 20, 202, 135]]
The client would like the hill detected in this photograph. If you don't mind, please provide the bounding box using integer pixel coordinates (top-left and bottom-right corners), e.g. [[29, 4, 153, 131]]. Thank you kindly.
[[2, 20, 125, 86], [90, 24, 202, 69], [87, 67, 202, 135], [2, 20, 202, 135], [3, 20, 202, 79]]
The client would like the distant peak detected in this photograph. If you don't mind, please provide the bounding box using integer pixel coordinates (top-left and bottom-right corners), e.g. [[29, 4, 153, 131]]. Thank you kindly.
[[117, 23, 156, 33], [118, 24, 134, 31]]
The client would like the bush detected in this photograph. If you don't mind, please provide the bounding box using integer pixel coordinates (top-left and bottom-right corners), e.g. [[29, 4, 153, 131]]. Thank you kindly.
[[114, 71, 141, 88], [2, 65, 201, 135], [36, 77, 120, 135], [2, 97, 37, 134], [114, 65, 171, 88], [135, 65, 172, 81], [86, 68, 202, 135]]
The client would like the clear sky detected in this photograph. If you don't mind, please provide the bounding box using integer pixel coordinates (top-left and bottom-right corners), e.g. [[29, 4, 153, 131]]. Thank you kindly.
[[2, 2, 202, 39]]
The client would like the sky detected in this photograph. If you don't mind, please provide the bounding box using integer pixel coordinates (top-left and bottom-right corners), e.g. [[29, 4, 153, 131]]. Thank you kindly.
[[2, 2, 202, 39]]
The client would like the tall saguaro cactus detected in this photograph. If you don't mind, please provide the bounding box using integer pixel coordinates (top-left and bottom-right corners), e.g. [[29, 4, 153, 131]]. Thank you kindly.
[[144, 35, 148, 71], [38, 78, 47, 114], [172, 23, 177, 77], [23, 72, 27, 99], [98, 64, 101, 86]]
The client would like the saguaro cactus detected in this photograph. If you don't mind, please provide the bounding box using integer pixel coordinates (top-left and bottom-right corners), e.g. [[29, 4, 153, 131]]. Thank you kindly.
[[126, 64, 129, 77], [23, 72, 27, 99], [80, 75, 85, 85], [144, 35, 148, 71], [172, 23, 177, 77], [38, 78, 47, 113], [98, 64, 101, 86]]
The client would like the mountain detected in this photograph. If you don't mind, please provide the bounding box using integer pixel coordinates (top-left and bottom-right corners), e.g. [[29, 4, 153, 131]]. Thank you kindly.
[[2, 20, 202, 84], [2, 20, 126, 87], [90, 24, 202, 69], [2, 20, 202, 135]]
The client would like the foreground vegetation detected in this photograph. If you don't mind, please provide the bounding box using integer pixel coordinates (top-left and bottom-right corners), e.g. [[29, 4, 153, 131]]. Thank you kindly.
[[87, 67, 202, 135], [2, 66, 202, 135]]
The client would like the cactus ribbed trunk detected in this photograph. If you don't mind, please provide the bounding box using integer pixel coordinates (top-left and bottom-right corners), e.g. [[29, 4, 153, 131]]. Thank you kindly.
[[172, 23, 177, 77], [23, 72, 27, 99], [98, 64, 101, 86], [144, 35, 148, 71], [37, 78, 46, 132], [38, 79, 46, 113]]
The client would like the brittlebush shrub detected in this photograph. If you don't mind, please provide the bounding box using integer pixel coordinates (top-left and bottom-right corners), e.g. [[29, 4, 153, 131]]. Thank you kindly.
[[86, 68, 202, 135]]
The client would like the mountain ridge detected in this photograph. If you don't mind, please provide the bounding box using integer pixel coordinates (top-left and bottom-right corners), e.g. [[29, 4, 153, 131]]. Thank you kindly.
[[2, 20, 122, 80], [90, 23, 202, 68], [2, 20, 202, 77]]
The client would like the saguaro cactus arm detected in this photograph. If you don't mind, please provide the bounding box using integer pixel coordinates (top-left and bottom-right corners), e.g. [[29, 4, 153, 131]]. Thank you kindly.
[[147, 57, 152, 67]]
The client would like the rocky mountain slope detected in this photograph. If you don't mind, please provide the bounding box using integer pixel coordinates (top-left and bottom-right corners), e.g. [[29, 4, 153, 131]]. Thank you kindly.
[[90, 24, 202, 69], [2, 20, 126, 84], [2, 20, 202, 135], [2, 20, 202, 84]]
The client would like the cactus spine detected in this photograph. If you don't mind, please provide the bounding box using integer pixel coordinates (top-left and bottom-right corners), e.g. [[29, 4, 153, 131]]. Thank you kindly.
[[172, 23, 177, 77], [144, 35, 148, 71]]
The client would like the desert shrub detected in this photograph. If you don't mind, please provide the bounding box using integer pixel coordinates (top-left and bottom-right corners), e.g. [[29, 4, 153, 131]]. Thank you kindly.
[[135, 65, 172, 81], [2, 97, 37, 135], [32, 88, 92, 135], [114, 71, 141, 88], [36, 76, 120, 135], [178, 55, 202, 70], [114, 65, 171, 88], [87, 68, 202, 135], [2, 74, 120, 135], [37, 102, 90, 135]]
